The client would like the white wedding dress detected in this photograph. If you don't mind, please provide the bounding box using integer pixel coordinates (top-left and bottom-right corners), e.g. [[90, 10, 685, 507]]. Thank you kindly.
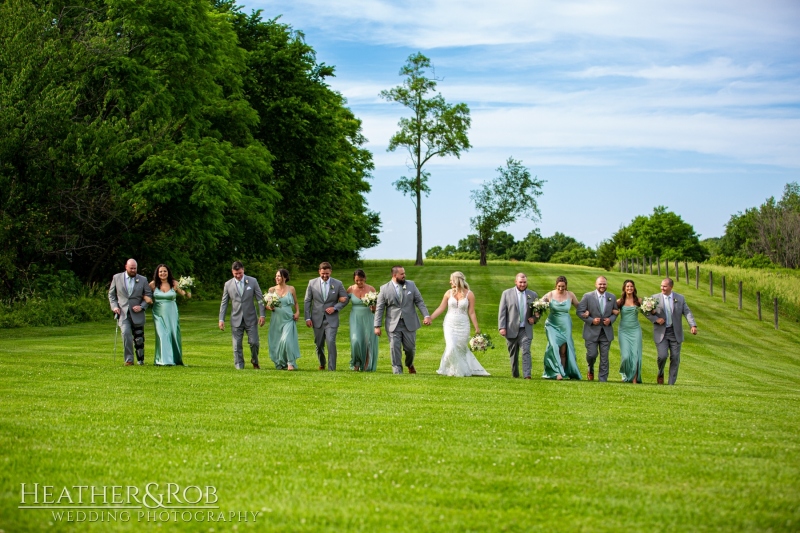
[[436, 291, 491, 377]]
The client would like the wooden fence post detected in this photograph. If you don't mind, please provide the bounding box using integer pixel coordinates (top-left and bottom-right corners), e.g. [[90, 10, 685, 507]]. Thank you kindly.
[[657, 256, 661, 277], [710, 271, 713, 297], [757, 292, 762, 321], [684, 261, 689, 284], [774, 298, 779, 330], [666, 259, 670, 278], [649, 256, 653, 275], [722, 276, 726, 303], [675, 260, 679, 282], [738, 281, 742, 310], [695, 266, 699, 290]]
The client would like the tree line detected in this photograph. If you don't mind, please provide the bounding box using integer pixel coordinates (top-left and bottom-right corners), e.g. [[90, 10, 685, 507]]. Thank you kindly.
[[0, 0, 379, 299]]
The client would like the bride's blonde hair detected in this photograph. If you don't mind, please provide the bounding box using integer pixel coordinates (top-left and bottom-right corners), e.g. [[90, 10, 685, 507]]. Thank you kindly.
[[450, 271, 469, 297]]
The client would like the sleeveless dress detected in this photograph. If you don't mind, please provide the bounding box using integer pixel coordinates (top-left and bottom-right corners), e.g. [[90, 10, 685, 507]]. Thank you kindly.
[[267, 292, 301, 369], [153, 288, 183, 366], [437, 292, 490, 377], [349, 294, 379, 371], [542, 299, 581, 379], [618, 306, 643, 383]]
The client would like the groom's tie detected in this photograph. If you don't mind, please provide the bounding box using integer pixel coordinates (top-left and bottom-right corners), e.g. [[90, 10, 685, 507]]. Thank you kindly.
[[518, 291, 525, 327], [665, 295, 673, 327]]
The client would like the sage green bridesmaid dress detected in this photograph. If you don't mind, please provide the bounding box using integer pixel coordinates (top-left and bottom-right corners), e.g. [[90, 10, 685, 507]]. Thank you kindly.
[[153, 288, 184, 366], [618, 306, 643, 383], [542, 299, 581, 380], [267, 292, 301, 369], [349, 294, 379, 371]]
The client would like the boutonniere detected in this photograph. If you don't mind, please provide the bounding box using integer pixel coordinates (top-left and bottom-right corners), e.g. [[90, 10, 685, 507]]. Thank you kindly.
[[245, 279, 249, 284], [607, 296, 612, 301], [135, 278, 139, 283]]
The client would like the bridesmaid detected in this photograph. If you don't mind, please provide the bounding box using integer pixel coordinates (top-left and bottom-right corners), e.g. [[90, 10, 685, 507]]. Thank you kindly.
[[539, 276, 582, 380], [347, 269, 379, 372], [266, 269, 301, 370], [149, 264, 189, 366], [615, 280, 643, 383]]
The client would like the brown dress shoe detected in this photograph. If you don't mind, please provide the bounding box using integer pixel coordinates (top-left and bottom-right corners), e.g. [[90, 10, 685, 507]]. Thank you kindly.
[[319, 365, 325, 370], [587, 372, 594, 381], [657, 375, 664, 384], [524, 376, 531, 380], [252, 363, 260, 370], [124, 361, 134, 366], [408, 365, 417, 374]]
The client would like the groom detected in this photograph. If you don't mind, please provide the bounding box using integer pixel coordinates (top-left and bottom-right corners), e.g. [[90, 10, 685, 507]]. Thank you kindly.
[[373, 266, 431, 374], [304, 262, 349, 371], [576, 276, 618, 381], [108, 258, 153, 366], [219, 261, 265, 369], [647, 277, 697, 385], [498, 273, 538, 379]]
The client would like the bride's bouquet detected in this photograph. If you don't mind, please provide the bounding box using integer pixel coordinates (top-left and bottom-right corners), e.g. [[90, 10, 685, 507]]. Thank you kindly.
[[639, 296, 657, 314], [530, 298, 550, 315], [177, 276, 195, 293], [469, 333, 494, 352], [361, 291, 378, 309], [263, 291, 281, 309]]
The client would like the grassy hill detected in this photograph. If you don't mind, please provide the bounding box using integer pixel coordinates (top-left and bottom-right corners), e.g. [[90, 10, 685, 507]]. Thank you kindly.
[[1, 261, 798, 531]]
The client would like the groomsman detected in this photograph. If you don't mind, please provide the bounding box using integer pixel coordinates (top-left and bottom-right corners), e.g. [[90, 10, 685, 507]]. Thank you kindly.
[[646, 278, 697, 385], [304, 262, 349, 370], [373, 266, 431, 374], [576, 276, 618, 381], [108, 259, 153, 365], [219, 261, 265, 369], [498, 273, 538, 379]]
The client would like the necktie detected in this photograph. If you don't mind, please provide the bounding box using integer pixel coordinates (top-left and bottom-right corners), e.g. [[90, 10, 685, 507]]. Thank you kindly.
[[599, 293, 605, 314], [665, 295, 673, 327], [237, 280, 243, 296], [322, 280, 329, 300], [127, 276, 134, 296], [518, 291, 525, 326], [398, 285, 404, 304]]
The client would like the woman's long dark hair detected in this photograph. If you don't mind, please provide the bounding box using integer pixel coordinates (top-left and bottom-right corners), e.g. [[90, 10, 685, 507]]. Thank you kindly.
[[152, 264, 175, 290], [617, 279, 640, 307], [555, 275, 568, 287]]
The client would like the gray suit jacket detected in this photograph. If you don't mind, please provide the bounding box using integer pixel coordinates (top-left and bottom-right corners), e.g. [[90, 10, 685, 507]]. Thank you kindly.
[[108, 272, 152, 326], [304, 277, 348, 328], [498, 288, 538, 339], [646, 292, 696, 343], [576, 291, 619, 341], [373, 280, 430, 332], [219, 275, 265, 327]]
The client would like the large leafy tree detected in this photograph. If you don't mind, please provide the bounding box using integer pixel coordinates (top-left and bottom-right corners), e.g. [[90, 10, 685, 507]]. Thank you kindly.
[[620, 206, 708, 262], [469, 158, 544, 266], [380, 53, 471, 265]]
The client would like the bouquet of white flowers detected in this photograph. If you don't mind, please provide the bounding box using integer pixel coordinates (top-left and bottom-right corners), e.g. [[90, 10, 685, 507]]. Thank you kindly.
[[361, 291, 378, 309], [530, 298, 550, 315], [263, 291, 281, 309], [640, 296, 657, 314], [468, 333, 494, 352], [177, 276, 195, 292]]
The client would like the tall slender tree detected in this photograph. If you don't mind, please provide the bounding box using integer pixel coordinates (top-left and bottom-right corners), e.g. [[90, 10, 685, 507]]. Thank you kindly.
[[380, 53, 471, 265]]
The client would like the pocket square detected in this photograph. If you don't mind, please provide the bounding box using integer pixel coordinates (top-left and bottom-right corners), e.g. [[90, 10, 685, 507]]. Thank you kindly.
[[246, 287, 252, 291]]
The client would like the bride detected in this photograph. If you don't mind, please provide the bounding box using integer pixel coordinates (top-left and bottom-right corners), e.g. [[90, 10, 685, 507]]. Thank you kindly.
[[430, 272, 490, 377]]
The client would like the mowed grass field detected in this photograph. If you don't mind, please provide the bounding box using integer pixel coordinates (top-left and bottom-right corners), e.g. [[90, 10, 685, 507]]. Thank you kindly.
[[1, 261, 799, 532]]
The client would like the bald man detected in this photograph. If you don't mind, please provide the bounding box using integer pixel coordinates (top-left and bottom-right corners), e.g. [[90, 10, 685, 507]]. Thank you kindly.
[[576, 276, 618, 381], [498, 273, 538, 379], [109, 259, 153, 365]]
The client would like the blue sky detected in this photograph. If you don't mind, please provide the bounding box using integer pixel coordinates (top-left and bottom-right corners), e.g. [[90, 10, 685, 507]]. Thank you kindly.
[[247, 0, 800, 259]]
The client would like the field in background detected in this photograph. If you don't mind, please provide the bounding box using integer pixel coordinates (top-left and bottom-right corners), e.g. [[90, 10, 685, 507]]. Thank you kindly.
[[1, 261, 799, 531]]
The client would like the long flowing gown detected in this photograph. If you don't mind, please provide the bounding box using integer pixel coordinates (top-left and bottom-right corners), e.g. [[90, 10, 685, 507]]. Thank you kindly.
[[437, 292, 490, 377], [267, 292, 301, 369], [618, 306, 643, 383], [542, 299, 581, 379], [153, 288, 183, 366], [349, 294, 379, 371]]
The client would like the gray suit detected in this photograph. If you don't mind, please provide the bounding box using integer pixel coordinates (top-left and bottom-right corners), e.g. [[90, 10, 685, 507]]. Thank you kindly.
[[576, 291, 619, 381], [108, 272, 153, 364], [646, 291, 696, 385], [304, 277, 349, 370], [373, 280, 430, 374], [219, 275, 265, 369], [497, 288, 538, 378]]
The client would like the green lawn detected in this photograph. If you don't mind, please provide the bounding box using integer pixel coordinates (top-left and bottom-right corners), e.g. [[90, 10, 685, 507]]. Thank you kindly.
[[1, 261, 799, 532]]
